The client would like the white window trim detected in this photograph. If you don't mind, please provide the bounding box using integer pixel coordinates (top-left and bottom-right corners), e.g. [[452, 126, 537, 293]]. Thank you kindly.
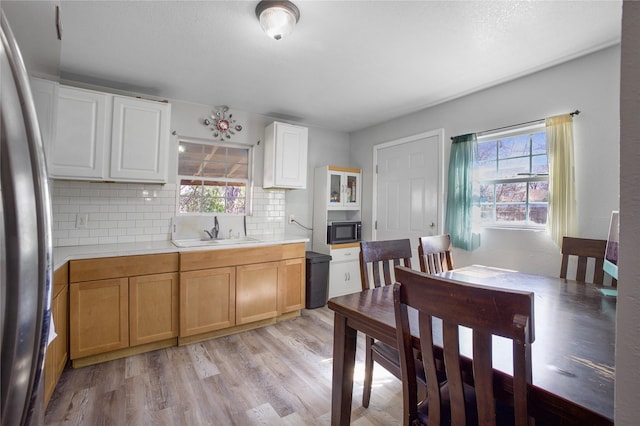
[[175, 136, 254, 216]]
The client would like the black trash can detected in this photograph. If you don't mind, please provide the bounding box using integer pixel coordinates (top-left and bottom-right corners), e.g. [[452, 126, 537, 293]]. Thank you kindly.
[[305, 251, 332, 309]]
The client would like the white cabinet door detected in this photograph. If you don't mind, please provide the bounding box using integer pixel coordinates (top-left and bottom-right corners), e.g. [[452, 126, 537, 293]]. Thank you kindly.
[[328, 246, 361, 298], [263, 121, 308, 189], [329, 259, 361, 298], [325, 167, 361, 210], [110, 96, 170, 182], [50, 86, 110, 179], [342, 171, 361, 209]]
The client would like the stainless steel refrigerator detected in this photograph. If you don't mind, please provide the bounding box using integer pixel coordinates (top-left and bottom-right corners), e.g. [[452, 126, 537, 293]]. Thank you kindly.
[[1, 9, 54, 425]]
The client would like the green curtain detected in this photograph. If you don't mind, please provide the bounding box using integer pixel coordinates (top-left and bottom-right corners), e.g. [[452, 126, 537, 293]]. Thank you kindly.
[[445, 133, 479, 251]]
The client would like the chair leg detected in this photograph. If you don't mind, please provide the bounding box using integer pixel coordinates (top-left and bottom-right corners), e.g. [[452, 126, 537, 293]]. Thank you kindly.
[[362, 335, 374, 408]]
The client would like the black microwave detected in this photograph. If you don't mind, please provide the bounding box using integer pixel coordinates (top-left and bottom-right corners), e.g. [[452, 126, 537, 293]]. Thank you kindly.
[[327, 221, 362, 244]]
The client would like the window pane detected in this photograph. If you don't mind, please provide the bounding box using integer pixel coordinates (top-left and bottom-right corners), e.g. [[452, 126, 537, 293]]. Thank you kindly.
[[531, 132, 546, 155], [178, 158, 202, 176], [227, 147, 248, 164], [498, 135, 530, 159], [529, 203, 547, 225], [497, 157, 529, 178], [529, 181, 548, 202], [496, 182, 526, 202], [479, 183, 495, 203], [496, 204, 526, 222], [227, 164, 248, 179], [202, 181, 226, 212], [201, 161, 227, 178], [227, 184, 246, 213], [204, 145, 225, 162], [478, 142, 497, 161], [179, 181, 201, 213], [532, 154, 548, 174], [477, 160, 497, 179], [179, 142, 204, 158], [480, 204, 495, 221], [226, 183, 246, 214]]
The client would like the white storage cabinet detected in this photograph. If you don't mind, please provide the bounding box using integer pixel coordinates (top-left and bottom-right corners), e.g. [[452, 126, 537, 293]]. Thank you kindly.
[[321, 166, 361, 210], [263, 121, 308, 189], [33, 81, 171, 183], [328, 245, 361, 298]]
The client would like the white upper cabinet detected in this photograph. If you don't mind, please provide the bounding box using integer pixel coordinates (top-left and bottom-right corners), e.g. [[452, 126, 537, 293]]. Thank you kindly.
[[110, 96, 171, 182], [34, 82, 171, 183], [324, 166, 361, 210], [263, 121, 308, 189], [50, 85, 110, 179]]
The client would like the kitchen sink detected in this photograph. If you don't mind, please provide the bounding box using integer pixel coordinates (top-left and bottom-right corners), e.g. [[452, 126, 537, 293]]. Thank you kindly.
[[172, 236, 261, 248]]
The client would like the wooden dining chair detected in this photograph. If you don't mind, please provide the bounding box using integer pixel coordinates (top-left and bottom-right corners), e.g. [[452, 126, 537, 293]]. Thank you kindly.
[[359, 239, 415, 408], [393, 266, 535, 426], [560, 236, 609, 285], [418, 234, 454, 274]]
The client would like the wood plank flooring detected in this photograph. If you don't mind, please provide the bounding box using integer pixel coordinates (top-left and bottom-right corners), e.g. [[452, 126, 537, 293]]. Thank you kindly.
[[44, 307, 404, 425]]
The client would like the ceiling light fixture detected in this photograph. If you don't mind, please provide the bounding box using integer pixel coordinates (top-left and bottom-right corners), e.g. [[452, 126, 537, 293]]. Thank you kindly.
[[255, 0, 300, 41]]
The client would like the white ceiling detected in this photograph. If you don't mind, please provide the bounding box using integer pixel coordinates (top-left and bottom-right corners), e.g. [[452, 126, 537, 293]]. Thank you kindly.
[[53, 1, 622, 132]]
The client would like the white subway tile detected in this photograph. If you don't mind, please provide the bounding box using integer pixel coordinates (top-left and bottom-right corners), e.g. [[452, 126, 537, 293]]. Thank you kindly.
[[90, 228, 109, 237], [98, 236, 119, 244], [57, 237, 79, 246]]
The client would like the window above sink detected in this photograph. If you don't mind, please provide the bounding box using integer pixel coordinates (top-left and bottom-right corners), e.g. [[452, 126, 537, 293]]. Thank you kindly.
[[177, 138, 253, 215]]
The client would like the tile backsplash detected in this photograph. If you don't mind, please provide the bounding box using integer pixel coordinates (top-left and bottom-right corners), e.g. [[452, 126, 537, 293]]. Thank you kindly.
[[51, 180, 286, 247]]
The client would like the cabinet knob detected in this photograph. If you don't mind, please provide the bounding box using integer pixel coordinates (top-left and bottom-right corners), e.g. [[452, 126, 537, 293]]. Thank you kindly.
[[430, 222, 435, 228]]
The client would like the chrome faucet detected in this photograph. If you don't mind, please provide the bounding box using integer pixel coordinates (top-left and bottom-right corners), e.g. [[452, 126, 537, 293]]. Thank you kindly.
[[203, 216, 220, 239]]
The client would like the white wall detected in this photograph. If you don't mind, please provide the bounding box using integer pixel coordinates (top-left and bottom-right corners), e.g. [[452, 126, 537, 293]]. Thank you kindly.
[[349, 46, 620, 277], [616, 2, 640, 424]]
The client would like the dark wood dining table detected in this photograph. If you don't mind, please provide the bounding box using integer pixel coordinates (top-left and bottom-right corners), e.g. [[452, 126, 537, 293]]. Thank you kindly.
[[327, 265, 615, 425]]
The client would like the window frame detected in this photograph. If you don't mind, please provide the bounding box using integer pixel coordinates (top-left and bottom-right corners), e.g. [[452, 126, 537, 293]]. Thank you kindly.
[[476, 123, 548, 230], [175, 136, 254, 216]]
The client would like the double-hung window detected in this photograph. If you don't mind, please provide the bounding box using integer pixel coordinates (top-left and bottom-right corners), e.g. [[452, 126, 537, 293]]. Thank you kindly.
[[477, 125, 548, 228], [177, 139, 252, 214]]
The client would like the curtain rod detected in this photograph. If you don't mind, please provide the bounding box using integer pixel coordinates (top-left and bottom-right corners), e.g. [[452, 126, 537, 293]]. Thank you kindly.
[[450, 110, 580, 140]]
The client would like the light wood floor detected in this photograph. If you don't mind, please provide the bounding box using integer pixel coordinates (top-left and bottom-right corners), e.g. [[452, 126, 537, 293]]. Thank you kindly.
[[44, 307, 404, 425]]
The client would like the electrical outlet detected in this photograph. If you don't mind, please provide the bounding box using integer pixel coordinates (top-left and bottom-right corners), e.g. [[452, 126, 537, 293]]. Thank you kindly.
[[289, 214, 295, 224], [76, 213, 88, 228]]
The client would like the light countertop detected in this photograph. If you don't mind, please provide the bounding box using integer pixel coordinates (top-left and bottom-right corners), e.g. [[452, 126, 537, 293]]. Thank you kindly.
[[53, 235, 309, 271]]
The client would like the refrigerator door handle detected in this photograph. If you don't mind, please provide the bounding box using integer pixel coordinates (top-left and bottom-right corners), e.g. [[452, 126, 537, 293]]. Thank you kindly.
[[1, 10, 53, 426]]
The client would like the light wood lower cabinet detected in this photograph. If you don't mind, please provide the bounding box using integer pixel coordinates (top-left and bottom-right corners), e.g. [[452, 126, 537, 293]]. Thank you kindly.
[[236, 262, 279, 325], [66, 244, 305, 363], [130, 272, 179, 346], [179, 243, 306, 341], [180, 267, 236, 336], [70, 278, 129, 359], [69, 253, 179, 363], [44, 264, 69, 406], [278, 257, 305, 314]]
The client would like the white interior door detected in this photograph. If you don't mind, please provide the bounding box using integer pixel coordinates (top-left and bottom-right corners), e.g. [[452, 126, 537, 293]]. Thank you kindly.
[[373, 129, 444, 263]]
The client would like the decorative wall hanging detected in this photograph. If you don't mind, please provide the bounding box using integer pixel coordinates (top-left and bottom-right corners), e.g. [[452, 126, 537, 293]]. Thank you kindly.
[[203, 105, 243, 141]]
